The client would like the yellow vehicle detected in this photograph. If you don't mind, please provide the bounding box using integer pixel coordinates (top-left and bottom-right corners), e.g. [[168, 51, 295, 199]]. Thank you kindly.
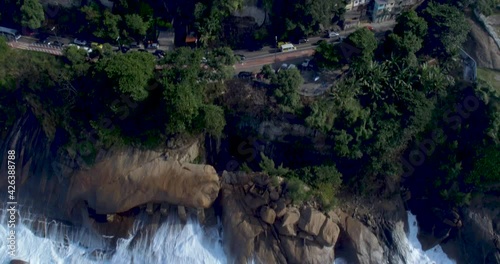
[[277, 41, 289, 49], [91, 42, 103, 49]]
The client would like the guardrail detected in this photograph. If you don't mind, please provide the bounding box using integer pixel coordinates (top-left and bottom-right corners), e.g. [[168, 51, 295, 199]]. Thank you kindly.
[[460, 48, 477, 82]]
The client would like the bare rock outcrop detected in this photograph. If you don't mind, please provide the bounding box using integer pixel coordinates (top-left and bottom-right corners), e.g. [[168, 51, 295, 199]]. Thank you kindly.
[[337, 212, 385, 264], [221, 171, 336, 264], [66, 153, 220, 215], [317, 218, 340, 247], [298, 207, 326, 236], [260, 206, 276, 224], [464, 18, 500, 70]]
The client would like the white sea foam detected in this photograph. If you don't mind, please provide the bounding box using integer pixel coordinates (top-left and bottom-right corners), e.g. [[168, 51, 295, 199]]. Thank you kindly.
[[334, 211, 456, 264], [0, 207, 226, 264]]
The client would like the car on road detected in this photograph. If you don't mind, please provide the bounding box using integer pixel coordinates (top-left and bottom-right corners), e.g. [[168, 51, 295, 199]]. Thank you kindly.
[[298, 38, 309, 44], [146, 42, 160, 49], [38, 38, 50, 44], [277, 41, 287, 48], [48, 40, 64, 47], [235, 54, 246, 61], [73, 38, 87, 46], [115, 46, 130, 53], [91, 42, 103, 49], [238, 71, 253, 79], [328, 31, 340, 38], [130, 42, 144, 49], [67, 43, 92, 53], [153, 50, 165, 58]]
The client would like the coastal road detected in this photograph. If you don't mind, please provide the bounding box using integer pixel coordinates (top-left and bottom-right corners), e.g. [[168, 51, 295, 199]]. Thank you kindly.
[[6, 19, 396, 72], [234, 20, 396, 72], [7, 40, 63, 56]]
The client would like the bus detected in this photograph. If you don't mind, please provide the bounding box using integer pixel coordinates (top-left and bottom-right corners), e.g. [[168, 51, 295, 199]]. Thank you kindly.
[[0, 26, 21, 41], [280, 43, 296, 52]]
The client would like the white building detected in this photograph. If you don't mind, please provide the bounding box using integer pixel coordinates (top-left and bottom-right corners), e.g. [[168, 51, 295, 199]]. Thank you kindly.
[[345, 0, 369, 11]]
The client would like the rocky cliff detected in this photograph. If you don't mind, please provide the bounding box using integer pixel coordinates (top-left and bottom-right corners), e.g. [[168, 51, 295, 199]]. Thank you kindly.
[[66, 155, 220, 215], [0, 112, 217, 223], [219, 171, 400, 264]]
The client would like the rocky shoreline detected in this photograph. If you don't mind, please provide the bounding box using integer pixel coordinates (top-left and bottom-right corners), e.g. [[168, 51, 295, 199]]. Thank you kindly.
[[1, 113, 498, 264]]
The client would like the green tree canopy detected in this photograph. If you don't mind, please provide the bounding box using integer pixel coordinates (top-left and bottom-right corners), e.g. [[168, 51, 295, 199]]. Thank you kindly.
[[344, 28, 378, 68], [20, 0, 45, 29], [95, 51, 156, 101], [314, 40, 342, 69], [124, 14, 149, 41], [271, 68, 303, 110], [393, 10, 428, 39], [420, 2, 469, 57], [270, 0, 346, 40]]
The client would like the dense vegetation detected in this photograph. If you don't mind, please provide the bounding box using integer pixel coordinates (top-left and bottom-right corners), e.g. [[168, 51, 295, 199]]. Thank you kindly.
[[0, 38, 233, 163], [0, 0, 498, 212]]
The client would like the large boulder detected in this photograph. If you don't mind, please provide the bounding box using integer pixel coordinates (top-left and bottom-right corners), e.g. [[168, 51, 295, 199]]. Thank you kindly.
[[260, 206, 276, 224], [316, 218, 340, 247], [275, 221, 297, 236], [298, 207, 326, 236], [66, 153, 220, 215], [281, 236, 335, 264], [282, 207, 300, 226], [339, 213, 385, 264]]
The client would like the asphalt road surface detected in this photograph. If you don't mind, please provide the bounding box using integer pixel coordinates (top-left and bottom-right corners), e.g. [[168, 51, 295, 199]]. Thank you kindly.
[[7, 20, 396, 72]]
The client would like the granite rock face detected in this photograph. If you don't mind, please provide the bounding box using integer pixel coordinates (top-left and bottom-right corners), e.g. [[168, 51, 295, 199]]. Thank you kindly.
[[66, 153, 220, 215], [220, 171, 338, 264]]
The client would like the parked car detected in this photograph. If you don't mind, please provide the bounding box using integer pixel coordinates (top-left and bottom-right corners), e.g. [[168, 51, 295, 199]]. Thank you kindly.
[[73, 38, 87, 46], [277, 41, 287, 48], [146, 42, 160, 49], [153, 50, 165, 58], [67, 43, 92, 53], [119, 46, 130, 53], [302, 59, 311, 68], [287, 64, 297, 70], [328, 31, 340, 38], [37, 37, 50, 44], [91, 42, 103, 49], [235, 54, 246, 61], [48, 40, 64, 47], [129, 42, 144, 49], [238, 71, 253, 79], [81, 46, 92, 53], [298, 38, 309, 44]]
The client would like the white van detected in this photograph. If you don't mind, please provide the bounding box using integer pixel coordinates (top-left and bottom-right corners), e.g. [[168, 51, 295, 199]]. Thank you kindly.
[[280, 43, 296, 52]]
